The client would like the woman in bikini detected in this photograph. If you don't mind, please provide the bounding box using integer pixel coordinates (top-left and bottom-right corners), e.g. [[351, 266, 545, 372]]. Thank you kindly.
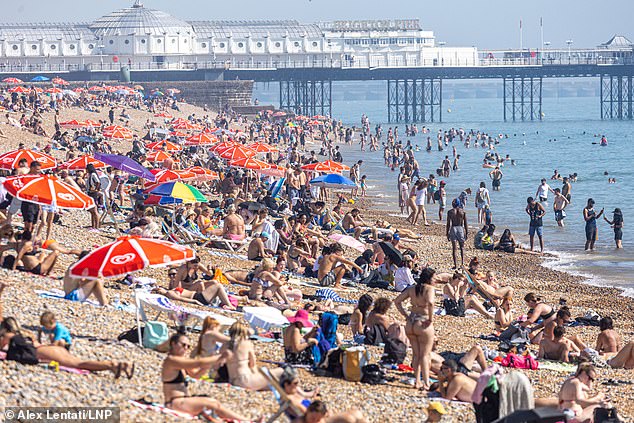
[[12, 230, 58, 276], [156, 269, 236, 310], [0, 317, 133, 378], [520, 292, 557, 344], [220, 320, 283, 391], [494, 296, 513, 332], [349, 294, 373, 344], [287, 239, 315, 272], [558, 363, 607, 422], [192, 317, 230, 359], [172, 257, 212, 292], [278, 367, 320, 421], [162, 333, 255, 421], [246, 258, 292, 305], [283, 310, 319, 365], [394, 267, 436, 390]]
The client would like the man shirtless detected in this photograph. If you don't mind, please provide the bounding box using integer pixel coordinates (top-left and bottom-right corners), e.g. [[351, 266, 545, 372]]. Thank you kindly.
[[446, 199, 468, 270], [538, 326, 577, 363], [342, 209, 367, 239], [247, 232, 272, 261], [223, 204, 246, 240], [317, 244, 362, 288], [552, 188, 570, 227], [438, 359, 477, 403]]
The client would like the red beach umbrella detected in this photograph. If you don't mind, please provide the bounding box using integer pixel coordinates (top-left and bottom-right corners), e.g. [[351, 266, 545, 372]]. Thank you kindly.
[[301, 160, 350, 173], [68, 235, 195, 280], [60, 119, 90, 129], [146, 140, 182, 152], [2, 77, 22, 84], [185, 166, 219, 181], [8, 86, 30, 93], [145, 150, 173, 162], [59, 155, 108, 170], [46, 87, 63, 94], [52, 77, 69, 86], [154, 112, 173, 118], [185, 133, 216, 146], [3, 174, 95, 209], [172, 121, 202, 131], [248, 142, 279, 153], [0, 149, 56, 170], [229, 157, 271, 170], [217, 145, 257, 160]]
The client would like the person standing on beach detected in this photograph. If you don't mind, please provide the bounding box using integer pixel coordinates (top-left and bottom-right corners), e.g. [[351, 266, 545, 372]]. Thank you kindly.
[[583, 198, 604, 251], [526, 197, 546, 253], [562, 177, 572, 203], [603, 208, 623, 249], [475, 182, 490, 224], [553, 188, 570, 227], [437, 181, 447, 222], [446, 199, 468, 269], [489, 166, 503, 191]]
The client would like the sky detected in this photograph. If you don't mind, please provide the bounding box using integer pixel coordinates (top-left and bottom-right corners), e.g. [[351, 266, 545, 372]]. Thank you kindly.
[[1, 0, 631, 49]]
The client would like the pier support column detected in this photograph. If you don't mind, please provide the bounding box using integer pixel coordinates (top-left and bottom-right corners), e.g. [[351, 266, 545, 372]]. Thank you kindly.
[[503, 77, 542, 121], [279, 80, 332, 117], [387, 78, 441, 123], [600, 74, 634, 120]]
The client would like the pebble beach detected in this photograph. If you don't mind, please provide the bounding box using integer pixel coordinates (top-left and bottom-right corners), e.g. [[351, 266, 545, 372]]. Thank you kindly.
[[0, 100, 632, 423]]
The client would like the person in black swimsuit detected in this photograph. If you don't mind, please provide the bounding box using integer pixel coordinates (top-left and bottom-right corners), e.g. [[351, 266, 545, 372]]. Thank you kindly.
[[161, 333, 256, 421], [583, 198, 604, 251], [13, 230, 58, 275]]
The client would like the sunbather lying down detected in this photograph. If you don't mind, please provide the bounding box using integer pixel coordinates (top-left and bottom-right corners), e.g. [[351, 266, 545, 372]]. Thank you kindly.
[[224, 259, 303, 305], [292, 400, 368, 423], [152, 284, 236, 310]]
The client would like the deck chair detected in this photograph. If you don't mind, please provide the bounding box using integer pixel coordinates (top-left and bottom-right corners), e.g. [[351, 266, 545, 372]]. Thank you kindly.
[[259, 367, 304, 423], [463, 270, 496, 304]]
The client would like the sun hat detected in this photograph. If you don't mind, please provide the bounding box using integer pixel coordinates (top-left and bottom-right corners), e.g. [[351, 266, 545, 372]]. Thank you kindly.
[[427, 402, 447, 415], [287, 309, 313, 328]]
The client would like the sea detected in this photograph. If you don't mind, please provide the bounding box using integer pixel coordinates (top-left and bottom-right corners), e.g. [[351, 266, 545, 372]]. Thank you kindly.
[[255, 82, 634, 295]]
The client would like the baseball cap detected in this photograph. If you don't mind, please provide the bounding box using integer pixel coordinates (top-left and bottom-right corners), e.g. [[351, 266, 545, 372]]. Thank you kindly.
[[260, 231, 270, 238], [427, 402, 447, 415], [393, 233, 401, 241], [440, 181, 446, 186]]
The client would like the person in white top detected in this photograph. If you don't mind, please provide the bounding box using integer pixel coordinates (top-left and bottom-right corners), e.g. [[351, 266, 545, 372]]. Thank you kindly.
[[536, 179, 554, 203], [394, 256, 416, 292], [474, 182, 491, 224]]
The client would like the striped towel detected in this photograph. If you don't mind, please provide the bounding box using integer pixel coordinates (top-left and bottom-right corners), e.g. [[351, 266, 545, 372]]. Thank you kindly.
[[208, 250, 248, 261], [315, 288, 357, 304]]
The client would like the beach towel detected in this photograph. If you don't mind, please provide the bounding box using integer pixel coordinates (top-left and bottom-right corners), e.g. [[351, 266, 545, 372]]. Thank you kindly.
[[315, 288, 357, 304], [243, 306, 289, 331], [35, 289, 101, 307], [135, 291, 235, 328], [537, 360, 577, 373], [208, 249, 249, 261]]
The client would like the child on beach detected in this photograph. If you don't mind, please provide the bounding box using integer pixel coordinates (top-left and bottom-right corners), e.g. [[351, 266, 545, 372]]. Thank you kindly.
[[38, 311, 72, 349], [359, 175, 367, 198]]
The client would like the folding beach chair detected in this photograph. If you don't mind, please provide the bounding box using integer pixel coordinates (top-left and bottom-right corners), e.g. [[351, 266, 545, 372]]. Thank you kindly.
[[259, 367, 304, 423]]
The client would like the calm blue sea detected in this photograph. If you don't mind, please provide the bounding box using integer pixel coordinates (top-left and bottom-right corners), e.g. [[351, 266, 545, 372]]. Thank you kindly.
[[328, 95, 634, 295]]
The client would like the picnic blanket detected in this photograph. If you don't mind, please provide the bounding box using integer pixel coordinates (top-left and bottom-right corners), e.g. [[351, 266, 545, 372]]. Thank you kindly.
[[135, 291, 235, 328], [243, 306, 289, 331]]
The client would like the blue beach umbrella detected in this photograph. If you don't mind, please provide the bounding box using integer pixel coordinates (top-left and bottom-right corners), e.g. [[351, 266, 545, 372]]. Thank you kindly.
[[76, 136, 97, 143], [31, 76, 50, 82], [309, 173, 356, 189]]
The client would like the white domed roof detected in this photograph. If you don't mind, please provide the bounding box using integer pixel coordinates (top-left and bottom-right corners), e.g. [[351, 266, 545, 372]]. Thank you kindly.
[[90, 1, 194, 37]]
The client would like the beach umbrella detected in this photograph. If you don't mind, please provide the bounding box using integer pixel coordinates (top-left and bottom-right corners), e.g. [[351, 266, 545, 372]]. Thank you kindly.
[[145, 169, 197, 187], [248, 142, 278, 153], [184, 133, 216, 146], [88, 85, 106, 92], [329, 233, 366, 253], [169, 131, 188, 138], [210, 140, 237, 153], [84, 119, 101, 128], [46, 87, 63, 94], [59, 155, 107, 170], [185, 166, 219, 181], [8, 86, 30, 93], [202, 127, 219, 134], [143, 194, 183, 206], [172, 121, 202, 131], [103, 128, 133, 140], [149, 182, 207, 203], [217, 145, 257, 160], [0, 149, 56, 170], [51, 77, 69, 86], [31, 76, 49, 82], [309, 173, 356, 189], [154, 112, 173, 118], [134, 85, 145, 91], [94, 152, 155, 181], [60, 119, 90, 129], [3, 174, 95, 209], [229, 157, 271, 171], [491, 407, 566, 423], [3, 77, 23, 84], [301, 160, 350, 173], [68, 235, 195, 280], [272, 111, 287, 117], [76, 136, 97, 144], [102, 124, 129, 133], [145, 150, 173, 163], [31, 87, 44, 93], [146, 140, 182, 152], [104, 86, 118, 92], [258, 164, 286, 178], [73, 87, 87, 93], [378, 241, 404, 267]]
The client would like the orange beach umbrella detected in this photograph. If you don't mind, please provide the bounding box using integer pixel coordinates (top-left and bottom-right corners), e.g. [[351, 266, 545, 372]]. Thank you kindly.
[[0, 149, 56, 170], [146, 140, 182, 152], [3, 175, 95, 209], [59, 155, 108, 170], [301, 160, 350, 173]]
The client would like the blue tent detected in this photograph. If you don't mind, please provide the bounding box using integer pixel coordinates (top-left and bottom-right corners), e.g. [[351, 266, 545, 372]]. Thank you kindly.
[[31, 76, 50, 82]]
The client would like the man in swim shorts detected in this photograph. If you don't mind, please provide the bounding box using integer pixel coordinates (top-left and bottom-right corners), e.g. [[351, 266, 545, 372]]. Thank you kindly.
[[446, 199, 468, 269]]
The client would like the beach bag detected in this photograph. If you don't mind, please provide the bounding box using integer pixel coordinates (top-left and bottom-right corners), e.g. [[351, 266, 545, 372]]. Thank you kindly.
[[363, 324, 387, 346], [320, 348, 344, 378], [342, 346, 370, 382], [433, 190, 441, 201], [7, 334, 39, 365], [142, 321, 168, 350], [501, 353, 538, 370], [594, 407, 621, 423], [361, 364, 386, 385], [443, 298, 466, 317], [383, 338, 407, 364], [118, 326, 143, 344]]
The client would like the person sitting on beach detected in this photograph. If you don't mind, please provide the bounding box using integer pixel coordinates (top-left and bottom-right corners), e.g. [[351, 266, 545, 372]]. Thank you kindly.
[[161, 332, 256, 421], [538, 326, 578, 363], [172, 257, 213, 292], [12, 230, 59, 276], [558, 363, 608, 422], [349, 294, 373, 344], [520, 293, 557, 343], [220, 320, 283, 391], [473, 226, 487, 250], [192, 317, 229, 358], [247, 231, 274, 261], [436, 359, 477, 403], [292, 400, 368, 423], [63, 256, 108, 306], [364, 297, 393, 345], [393, 255, 416, 292], [317, 244, 362, 289], [278, 367, 321, 421], [38, 311, 72, 350], [283, 310, 319, 365], [0, 317, 133, 378], [342, 208, 367, 239], [247, 258, 293, 305], [222, 204, 246, 241], [494, 296, 513, 332], [287, 238, 314, 273], [595, 316, 621, 354]]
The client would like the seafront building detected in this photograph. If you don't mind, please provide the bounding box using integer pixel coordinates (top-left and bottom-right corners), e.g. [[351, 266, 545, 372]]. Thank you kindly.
[[0, 0, 478, 71]]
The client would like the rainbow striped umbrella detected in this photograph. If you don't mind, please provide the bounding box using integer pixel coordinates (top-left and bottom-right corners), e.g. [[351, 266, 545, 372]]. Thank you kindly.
[[149, 182, 207, 203]]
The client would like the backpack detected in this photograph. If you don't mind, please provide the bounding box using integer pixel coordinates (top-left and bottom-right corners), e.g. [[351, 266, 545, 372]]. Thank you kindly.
[[475, 189, 483, 203], [342, 346, 370, 382], [501, 353, 539, 370], [443, 298, 466, 317], [360, 364, 386, 385], [118, 326, 143, 344], [320, 348, 344, 378], [142, 321, 168, 350], [364, 324, 387, 346], [433, 190, 441, 201], [7, 334, 39, 365], [383, 338, 407, 364]]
